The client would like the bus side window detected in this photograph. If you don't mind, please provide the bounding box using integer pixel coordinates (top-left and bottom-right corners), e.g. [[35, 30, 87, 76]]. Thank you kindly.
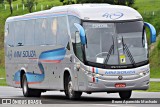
[[5, 23, 9, 37], [5, 23, 9, 45], [45, 17, 57, 45], [24, 20, 35, 46], [35, 18, 46, 45], [14, 21, 25, 46], [57, 16, 69, 47], [6, 22, 15, 47]]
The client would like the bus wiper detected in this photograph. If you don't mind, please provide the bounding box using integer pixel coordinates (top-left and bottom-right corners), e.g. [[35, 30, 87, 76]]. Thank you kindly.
[[122, 36, 136, 67], [104, 37, 114, 64]]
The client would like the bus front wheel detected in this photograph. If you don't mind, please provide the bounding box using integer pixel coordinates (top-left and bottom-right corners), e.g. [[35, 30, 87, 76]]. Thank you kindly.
[[119, 91, 132, 100], [65, 76, 82, 99], [22, 74, 41, 97]]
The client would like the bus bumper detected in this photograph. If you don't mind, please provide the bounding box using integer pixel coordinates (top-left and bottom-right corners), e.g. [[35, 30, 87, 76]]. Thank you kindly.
[[83, 73, 149, 92]]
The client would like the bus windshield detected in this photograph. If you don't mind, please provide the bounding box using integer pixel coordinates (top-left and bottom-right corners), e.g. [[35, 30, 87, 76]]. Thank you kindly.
[[83, 21, 148, 66]]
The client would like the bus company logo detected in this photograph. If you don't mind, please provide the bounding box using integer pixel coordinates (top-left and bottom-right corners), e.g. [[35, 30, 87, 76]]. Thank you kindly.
[[102, 12, 124, 19], [14, 50, 36, 58], [105, 70, 135, 75], [118, 75, 123, 80], [7, 50, 12, 60]]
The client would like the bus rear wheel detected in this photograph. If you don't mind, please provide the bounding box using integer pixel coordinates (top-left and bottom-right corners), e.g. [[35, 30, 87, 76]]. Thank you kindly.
[[119, 91, 132, 100], [22, 74, 41, 97], [65, 76, 82, 99]]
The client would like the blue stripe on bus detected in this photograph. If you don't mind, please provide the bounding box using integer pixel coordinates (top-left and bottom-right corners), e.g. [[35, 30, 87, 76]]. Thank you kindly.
[[39, 47, 66, 61], [14, 70, 21, 82], [95, 68, 98, 74], [14, 47, 66, 84], [96, 77, 99, 83], [25, 72, 44, 83]]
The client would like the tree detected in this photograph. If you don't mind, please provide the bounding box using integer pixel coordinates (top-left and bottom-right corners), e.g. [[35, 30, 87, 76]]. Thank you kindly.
[[60, 0, 75, 5], [126, 0, 135, 6], [24, 0, 38, 13], [6, 0, 13, 14], [77, 0, 114, 4], [77, 0, 134, 7], [0, 0, 4, 4]]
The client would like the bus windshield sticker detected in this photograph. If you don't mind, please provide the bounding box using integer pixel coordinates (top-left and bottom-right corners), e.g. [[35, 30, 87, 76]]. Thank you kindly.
[[92, 24, 108, 28], [120, 54, 126, 64], [96, 57, 104, 63]]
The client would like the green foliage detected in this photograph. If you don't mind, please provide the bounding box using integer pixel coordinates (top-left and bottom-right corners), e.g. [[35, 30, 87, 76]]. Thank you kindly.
[[147, 82, 160, 92], [6, 0, 13, 14], [0, 0, 4, 4], [77, 0, 114, 4], [24, 0, 38, 13], [59, 0, 75, 5], [77, 0, 134, 6], [0, 67, 7, 86], [135, 0, 160, 35], [138, 82, 160, 92], [149, 36, 160, 78]]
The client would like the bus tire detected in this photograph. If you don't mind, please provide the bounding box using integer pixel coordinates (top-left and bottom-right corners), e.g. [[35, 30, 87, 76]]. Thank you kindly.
[[22, 74, 41, 97], [119, 90, 132, 100], [65, 75, 82, 99]]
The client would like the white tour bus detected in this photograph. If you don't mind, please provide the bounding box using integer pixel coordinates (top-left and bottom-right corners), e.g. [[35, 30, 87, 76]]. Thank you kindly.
[[4, 4, 156, 99]]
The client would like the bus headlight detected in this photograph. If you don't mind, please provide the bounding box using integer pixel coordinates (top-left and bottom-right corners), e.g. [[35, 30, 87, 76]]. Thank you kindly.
[[85, 70, 101, 77], [139, 72, 146, 77], [139, 70, 149, 77], [85, 70, 92, 75]]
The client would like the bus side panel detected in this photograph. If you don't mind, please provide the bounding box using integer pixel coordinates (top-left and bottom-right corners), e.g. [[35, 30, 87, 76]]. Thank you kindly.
[[58, 50, 79, 91], [27, 45, 66, 89]]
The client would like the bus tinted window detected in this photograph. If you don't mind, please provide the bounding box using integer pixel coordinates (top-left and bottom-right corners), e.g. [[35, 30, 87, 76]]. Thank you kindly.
[[7, 22, 15, 47], [15, 21, 25, 46], [46, 17, 57, 45], [116, 21, 143, 33], [57, 16, 68, 46], [25, 20, 35, 45], [35, 18, 47, 45]]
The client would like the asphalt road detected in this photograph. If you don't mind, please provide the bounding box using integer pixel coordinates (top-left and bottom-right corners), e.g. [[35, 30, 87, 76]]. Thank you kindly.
[[0, 86, 160, 107]]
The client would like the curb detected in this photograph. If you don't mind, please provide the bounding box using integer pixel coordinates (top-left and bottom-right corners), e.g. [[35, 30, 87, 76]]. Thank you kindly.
[[150, 78, 160, 82]]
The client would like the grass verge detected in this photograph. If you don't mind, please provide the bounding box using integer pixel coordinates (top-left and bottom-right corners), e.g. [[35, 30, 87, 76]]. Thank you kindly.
[[135, 82, 160, 92], [147, 82, 160, 92], [0, 67, 7, 86]]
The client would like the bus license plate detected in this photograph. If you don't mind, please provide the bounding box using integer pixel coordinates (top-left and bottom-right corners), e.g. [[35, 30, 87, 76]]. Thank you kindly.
[[115, 83, 126, 88]]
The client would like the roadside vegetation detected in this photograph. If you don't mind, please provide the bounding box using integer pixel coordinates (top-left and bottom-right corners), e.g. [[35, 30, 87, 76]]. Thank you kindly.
[[134, 0, 160, 78], [0, 0, 160, 92], [0, 67, 6, 86]]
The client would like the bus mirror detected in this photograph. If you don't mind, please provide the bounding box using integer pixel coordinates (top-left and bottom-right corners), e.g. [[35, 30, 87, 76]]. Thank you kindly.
[[144, 22, 156, 43], [74, 23, 86, 45]]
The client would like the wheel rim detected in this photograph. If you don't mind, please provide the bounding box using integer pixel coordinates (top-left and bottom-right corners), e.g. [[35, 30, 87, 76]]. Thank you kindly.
[[23, 78, 27, 94], [68, 81, 73, 97]]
